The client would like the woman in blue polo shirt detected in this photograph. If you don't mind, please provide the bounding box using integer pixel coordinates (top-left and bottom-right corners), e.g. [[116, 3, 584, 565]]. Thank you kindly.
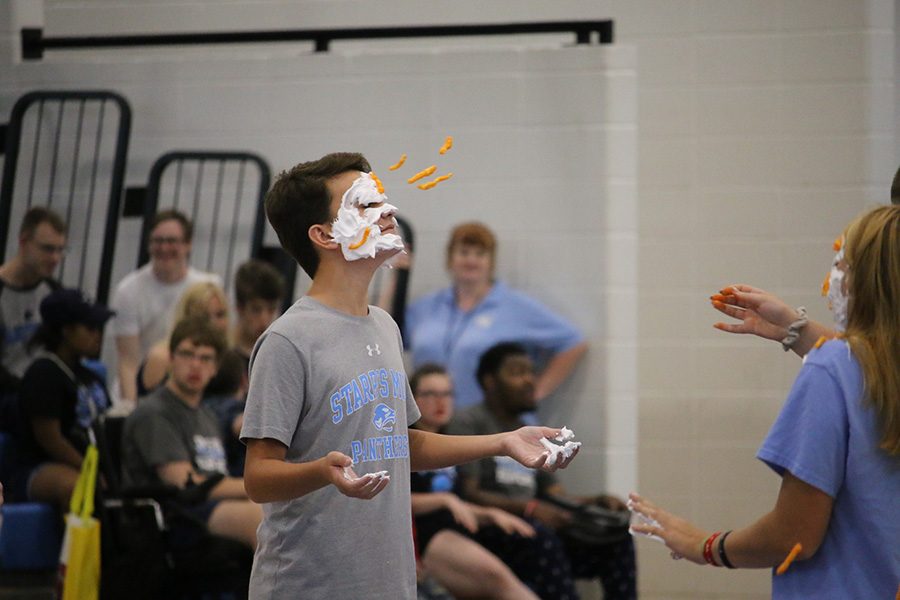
[[406, 222, 587, 409]]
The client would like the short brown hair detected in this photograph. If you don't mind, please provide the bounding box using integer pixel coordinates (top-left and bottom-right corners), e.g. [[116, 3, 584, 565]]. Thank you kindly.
[[410, 363, 448, 395], [150, 208, 193, 243], [265, 153, 371, 278], [234, 259, 286, 307], [168, 316, 227, 361], [19, 207, 67, 238], [446, 222, 496, 268]]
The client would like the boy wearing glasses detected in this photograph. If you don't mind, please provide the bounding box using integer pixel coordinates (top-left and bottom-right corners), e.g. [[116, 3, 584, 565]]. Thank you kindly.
[[112, 209, 219, 405], [0, 207, 67, 390], [122, 316, 262, 550]]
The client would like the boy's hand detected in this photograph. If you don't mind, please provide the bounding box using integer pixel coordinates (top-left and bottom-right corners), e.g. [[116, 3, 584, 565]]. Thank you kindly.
[[324, 451, 390, 499], [503, 427, 579, 472]]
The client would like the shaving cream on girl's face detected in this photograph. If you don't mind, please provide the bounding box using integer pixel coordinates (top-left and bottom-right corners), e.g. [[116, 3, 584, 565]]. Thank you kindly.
[[826, 245, 849, 331], [331, 172, 405, 261]]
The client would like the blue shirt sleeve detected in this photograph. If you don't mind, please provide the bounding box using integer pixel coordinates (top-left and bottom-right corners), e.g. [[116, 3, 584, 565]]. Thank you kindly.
[[757, 359, 849, 498]]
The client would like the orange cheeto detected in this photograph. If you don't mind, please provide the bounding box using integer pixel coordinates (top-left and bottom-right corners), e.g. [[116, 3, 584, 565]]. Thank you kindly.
[[407, 165, 437, 184], [439, 136, 453, 155], [776, 543, 802, 575], [348, 227, 371, 250], [388, 154, 407, 171], [370, 171, 384, 194]]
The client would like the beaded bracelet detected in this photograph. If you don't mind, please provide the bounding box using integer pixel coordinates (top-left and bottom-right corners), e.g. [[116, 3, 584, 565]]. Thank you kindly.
[[781, 306, 808, 352]]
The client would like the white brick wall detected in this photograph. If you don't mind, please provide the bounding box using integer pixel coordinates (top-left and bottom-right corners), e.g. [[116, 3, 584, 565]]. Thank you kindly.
[[2, 2, 897, 599]]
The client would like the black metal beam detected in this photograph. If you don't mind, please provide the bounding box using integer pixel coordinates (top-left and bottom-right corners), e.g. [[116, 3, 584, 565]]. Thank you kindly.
[[21, 21, 613, 60]]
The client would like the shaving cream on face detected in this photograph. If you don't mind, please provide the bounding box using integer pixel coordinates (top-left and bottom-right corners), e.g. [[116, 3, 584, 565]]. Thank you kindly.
[[826, 246, 849, 331], [331, 172, 405, 261]]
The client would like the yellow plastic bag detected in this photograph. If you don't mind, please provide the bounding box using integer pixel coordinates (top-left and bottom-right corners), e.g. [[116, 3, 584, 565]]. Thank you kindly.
[[57, 445, 100, 600]]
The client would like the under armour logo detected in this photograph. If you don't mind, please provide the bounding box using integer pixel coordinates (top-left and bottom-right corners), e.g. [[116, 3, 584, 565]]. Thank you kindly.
[[366, 344, 381, 356]]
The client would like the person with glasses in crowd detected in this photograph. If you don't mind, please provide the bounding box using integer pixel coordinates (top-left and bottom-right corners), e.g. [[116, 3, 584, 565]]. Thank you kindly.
[[111, 209, 219, 406], [122, 316, 262, 550], [409, 363, 540, 600], [0, 207, 66, 393]]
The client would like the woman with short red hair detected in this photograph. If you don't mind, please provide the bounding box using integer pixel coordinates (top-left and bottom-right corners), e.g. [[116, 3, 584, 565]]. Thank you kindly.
[[406, 221, 587, 409]]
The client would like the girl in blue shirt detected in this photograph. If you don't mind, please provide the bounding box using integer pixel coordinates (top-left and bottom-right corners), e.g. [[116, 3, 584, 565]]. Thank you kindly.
[[630, 205, 900, 599]]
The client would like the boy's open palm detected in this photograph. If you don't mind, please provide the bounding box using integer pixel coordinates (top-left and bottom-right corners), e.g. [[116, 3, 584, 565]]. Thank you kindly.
[[325, 451, 390, 499], [505, 427, 579, 472]]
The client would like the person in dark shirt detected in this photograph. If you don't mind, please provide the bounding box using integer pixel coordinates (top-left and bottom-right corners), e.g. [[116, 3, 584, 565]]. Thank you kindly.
[[410, 363, 539, 600], [449, 342, 637, 600], [13, 288, 113, 509]]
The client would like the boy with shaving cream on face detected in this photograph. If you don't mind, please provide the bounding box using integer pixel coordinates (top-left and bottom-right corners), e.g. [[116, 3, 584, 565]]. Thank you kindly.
[[240, 152, 579, 599]]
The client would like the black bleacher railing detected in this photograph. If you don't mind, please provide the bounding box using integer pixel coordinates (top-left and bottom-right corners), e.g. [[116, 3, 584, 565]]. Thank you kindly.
[[130, 151, 296, 298], [21, 21, 614, 59], [0, 90, 131, 304]]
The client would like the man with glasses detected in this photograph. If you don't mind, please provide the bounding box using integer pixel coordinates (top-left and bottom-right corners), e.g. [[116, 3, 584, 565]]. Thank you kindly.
[[0, 207, 66, 390], [112, 209, 219, 405], [122, 316, 262, 550]]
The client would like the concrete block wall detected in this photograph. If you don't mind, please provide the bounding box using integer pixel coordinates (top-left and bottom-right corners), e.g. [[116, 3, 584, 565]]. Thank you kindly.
[[2, 2, 897, 598], [623, 2, 895, 597]]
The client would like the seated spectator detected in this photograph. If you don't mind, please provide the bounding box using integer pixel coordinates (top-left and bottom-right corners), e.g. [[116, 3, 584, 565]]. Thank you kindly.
[[232, 259, 285, 361], [121, 316, 262, 550], [203, 260, 286, 476], [138, 281, 230, 397], [0, 207, 66, 392], [448, 342, 636, 600], [406, 222, 587, 409], [112, 209, 220, 405], [11, 288, 113, 509], [410, 363, 539, 600]]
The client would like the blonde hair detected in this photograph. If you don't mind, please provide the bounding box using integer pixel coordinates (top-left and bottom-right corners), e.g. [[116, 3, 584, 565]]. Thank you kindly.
[[842, 205, 900, 455], [174, 281, 229, 331]]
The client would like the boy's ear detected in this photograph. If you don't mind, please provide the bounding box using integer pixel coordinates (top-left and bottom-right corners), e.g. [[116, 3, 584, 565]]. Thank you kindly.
[[308, 223, 339, 251]]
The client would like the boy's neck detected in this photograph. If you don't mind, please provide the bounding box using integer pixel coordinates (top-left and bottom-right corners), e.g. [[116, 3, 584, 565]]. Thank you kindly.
[[307, 258, 377, 317], [0, 257, 39, 288], [165, 379, 203, 408], [484, 395, 521, 429]]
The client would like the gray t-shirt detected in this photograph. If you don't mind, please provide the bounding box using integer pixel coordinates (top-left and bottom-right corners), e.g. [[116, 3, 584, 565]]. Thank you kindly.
[[447, 402, 555, 501], [111, 264, 220, 359], [240, 297, 421, 600], [121, 386, 228, 489]]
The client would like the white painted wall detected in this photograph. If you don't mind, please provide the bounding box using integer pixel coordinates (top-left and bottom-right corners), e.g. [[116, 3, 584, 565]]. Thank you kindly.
[[2, 2, 896, 599]]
